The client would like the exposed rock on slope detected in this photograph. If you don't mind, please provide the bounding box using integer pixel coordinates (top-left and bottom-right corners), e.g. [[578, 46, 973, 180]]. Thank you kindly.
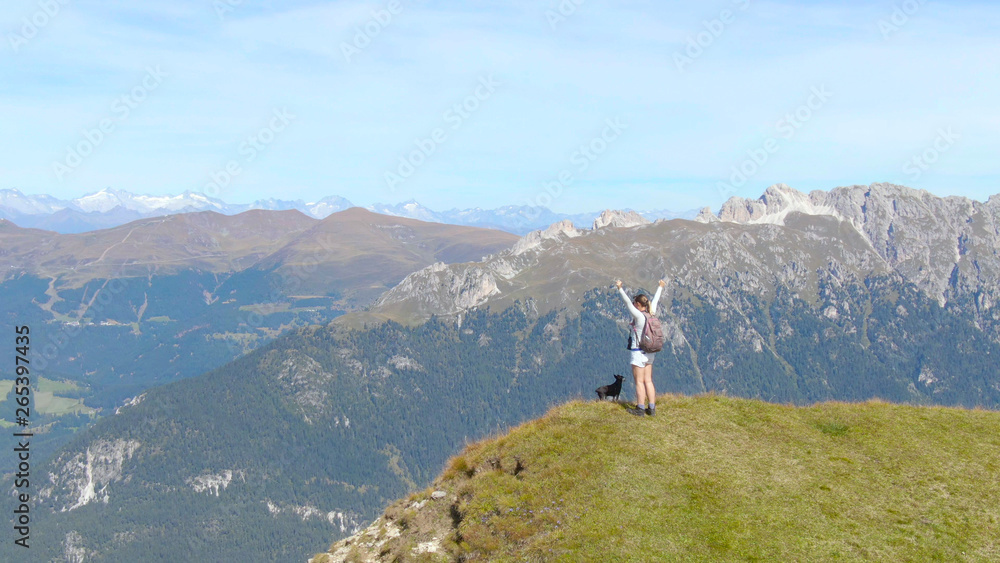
[[511, 220, 582, 255], [367, 184, 1000, 344], [710, 183, 1000, 304], [591, 209, 651, 230], [38, 439, 142, 511], [368, 205, 892, 323], [706, 183, 1000, 345], [714, 183, 845, 225]]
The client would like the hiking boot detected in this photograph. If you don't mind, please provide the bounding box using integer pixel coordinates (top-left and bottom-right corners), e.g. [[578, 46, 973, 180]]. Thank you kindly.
[[627, 407, 646, 416], [645, 406, 655, 416]]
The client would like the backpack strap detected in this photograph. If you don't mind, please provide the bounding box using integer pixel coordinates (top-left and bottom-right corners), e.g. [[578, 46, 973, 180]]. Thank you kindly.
[[629, 314, 646, 351]]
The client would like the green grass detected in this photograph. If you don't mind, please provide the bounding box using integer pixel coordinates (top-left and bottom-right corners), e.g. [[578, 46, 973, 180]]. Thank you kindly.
[[332, 395, 1000, 562], [1, 377, 94, 417], [34, 391, 95, 416], [3, 376, 82, 394], [36, 377, 82, 394]]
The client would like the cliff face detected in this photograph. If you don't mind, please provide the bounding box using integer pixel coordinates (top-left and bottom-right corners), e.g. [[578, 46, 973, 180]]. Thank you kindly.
[[591, 209, 651, 230], [711, 183, 1000, 308], [38, 439, 142, 512], [511, 219, 582, 255], [370, 184, 1000, 345], [371, 200, 884, 321]]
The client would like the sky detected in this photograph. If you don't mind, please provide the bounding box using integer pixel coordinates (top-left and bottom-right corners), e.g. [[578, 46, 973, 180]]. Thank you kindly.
[[1, 0, 998, 213]]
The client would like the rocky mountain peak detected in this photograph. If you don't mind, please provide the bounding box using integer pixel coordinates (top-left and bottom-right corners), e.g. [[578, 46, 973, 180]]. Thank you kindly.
[[695, 182, 1000, 308], [716, 183, 841, 225], [512, 219, 582, 255], [694, 207, 718, 223], [592, 209, 651, 230]]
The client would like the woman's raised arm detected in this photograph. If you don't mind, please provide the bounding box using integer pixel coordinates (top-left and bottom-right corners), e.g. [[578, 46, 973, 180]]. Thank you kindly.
[[616, 281, 643, 321], [650, 280, 665, 315]]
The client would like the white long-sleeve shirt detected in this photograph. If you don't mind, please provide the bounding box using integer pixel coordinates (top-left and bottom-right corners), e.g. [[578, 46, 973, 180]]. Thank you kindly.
[[618, 285, 662, 350]]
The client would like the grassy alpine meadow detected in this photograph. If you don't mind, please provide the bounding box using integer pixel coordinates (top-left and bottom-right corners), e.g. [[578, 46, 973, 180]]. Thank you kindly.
[[320, 394, 1000, 562]]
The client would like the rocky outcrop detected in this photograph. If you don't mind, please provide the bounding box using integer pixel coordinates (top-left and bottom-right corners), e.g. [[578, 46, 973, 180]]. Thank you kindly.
[[708, 183, 1000, 315], [265, 501, 363, 534], [694, 207, 718, 223], [716, 183, 844, 225], [592, 209, 651, 230], [185, 469, 246, 496], [38, 439, 142, 512], [276, 351, 339, 424], [367, 184, 1000, 347], [62, 531, 89, 563], [114, 393, 147, 415], [511, 220, 582, 255], [374, 262, 502, 317], [374, 211, 658, 322], [311, 488, 456, 563]]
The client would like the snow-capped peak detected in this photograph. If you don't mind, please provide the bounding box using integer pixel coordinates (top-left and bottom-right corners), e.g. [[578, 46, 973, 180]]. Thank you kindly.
[[367, 200, 438, 222], [72, 188, 228, 214], [0, 188, 71, 214]]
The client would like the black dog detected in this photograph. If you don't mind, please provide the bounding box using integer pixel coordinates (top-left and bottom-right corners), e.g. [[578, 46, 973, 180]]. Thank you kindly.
[[596, 374, 625, 402]]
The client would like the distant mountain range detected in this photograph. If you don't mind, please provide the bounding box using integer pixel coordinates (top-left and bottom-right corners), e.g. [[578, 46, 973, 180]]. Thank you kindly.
[[0, 207, 517, 296], [0, 187, 696, 235], [0, 208, 517, 476], [13, 182, 1000, 562]]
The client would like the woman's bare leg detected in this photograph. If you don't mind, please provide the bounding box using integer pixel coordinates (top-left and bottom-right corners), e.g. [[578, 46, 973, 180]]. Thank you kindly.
[[643, 364, 656, 407], [632, 364, 646, 406]]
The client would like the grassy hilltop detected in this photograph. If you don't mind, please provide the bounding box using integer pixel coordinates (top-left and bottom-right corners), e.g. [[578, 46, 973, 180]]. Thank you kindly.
[[313, 395, 1000, 562]]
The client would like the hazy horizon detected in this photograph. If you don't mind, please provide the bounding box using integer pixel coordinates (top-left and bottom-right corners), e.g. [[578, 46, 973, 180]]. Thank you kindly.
[[3, 181, 1000, 218]]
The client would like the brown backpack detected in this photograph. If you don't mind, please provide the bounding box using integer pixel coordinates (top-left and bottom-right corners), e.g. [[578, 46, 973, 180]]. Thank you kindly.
[[635, 312, 665, 353]]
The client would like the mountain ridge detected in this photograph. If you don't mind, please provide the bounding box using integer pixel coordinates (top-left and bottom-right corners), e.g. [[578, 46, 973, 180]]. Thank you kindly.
[[13, 243, 1000, 561], [361, 183, 1000, 343], [10, 182, 1000, 562], [703, 182, 1000, 308], [0, 207, 519, 474], [0, 187, 696, 235]]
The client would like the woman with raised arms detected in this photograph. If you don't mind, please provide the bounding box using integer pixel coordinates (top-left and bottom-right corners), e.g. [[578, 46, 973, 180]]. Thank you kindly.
[[615, 279, 665, 416]]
